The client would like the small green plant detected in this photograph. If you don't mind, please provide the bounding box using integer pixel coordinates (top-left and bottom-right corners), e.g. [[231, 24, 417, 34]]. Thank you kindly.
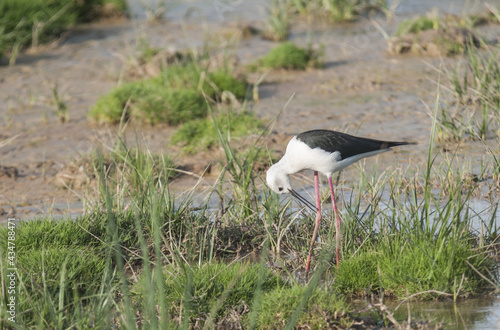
[[138, 0, 174, 22], [463, 47, 500, 109], [287, 0, 388, 22], [323, 0, 357, 22], [52, 84, 68, 123], [136, 37, 161, 63], [251, 42, 322, 70], [396, 10, 440, 36], [435, 104, 473, 142], [78, 142, 177, 197], [445, 46, 500, 139], [264, 0, 290, 41]]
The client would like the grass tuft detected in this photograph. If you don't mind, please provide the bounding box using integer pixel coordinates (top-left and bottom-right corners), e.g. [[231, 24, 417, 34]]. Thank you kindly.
[[251, 42, 322, 71], [0, 0, 126, 59], [287, 0, 388, 23], [257, 285, 349, 328], [171, 109, 265, 154], [133, 261, 286, 326]]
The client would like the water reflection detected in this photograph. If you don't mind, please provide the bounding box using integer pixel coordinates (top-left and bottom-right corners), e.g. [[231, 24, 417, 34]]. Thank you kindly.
[[388, 297, 500, 329]]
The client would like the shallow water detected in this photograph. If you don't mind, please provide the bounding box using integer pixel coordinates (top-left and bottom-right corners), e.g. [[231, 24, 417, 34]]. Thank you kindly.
[[351, 296, 500, 329]]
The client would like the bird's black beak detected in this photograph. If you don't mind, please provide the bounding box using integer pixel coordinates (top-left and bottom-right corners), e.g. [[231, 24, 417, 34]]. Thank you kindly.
[[289, 189, 318, 213]]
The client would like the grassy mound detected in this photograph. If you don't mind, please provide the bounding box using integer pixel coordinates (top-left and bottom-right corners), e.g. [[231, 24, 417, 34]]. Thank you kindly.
[[89, 64, 248, 124], [90, 82, 206, 125], [250, 42, 322, 70]]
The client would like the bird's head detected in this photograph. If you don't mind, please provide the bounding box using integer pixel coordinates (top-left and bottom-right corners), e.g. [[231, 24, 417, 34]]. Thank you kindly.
[[266, 163, 291, 194], [266, 162, 318, 212]]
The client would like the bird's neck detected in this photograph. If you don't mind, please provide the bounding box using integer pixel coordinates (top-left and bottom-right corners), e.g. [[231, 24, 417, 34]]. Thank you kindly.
[[276, 156, 293, 174]]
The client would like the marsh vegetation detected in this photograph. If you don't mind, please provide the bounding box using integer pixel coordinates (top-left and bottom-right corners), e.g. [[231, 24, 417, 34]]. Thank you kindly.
[[2, 0, 500, 329]]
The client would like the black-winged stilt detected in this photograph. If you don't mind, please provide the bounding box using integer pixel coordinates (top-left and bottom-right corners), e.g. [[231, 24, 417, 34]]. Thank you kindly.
[[266, 129, 414, 272]]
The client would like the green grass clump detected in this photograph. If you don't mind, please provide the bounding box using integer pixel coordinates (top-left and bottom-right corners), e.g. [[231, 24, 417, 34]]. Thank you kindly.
[[396, 14, 439, 36], [133, 261, 286, 325], [264, 0, 290, 41], [171, 110, 265, 154], [90, 80, 206, 125], [157, 65, 247, 100], [208, 70, 248, 100], [336, 232, 495, 297], [0, 0, 126, 58], [335, 252, 379, 295], [251, 42, 321, 70], [257, 286, 350, 328], [452, 48, 500, 108], [392, 9, 482, 57], [0, 217, 109, 327], [0, 213, 131, 256], [379, 236, 489, 296], [287, 0, 388, 23], [13, 247, 108, 328], [90, 64, 248, 124], [17, 246, 106, 297], [68, 142, 177, 196], [443, 47, 500, 140], [320, 0, 361, 22]]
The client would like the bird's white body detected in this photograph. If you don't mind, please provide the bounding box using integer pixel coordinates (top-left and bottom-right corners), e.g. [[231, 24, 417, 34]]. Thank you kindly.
[[266, 136, 390, 194], [281, 136, 389, 177]]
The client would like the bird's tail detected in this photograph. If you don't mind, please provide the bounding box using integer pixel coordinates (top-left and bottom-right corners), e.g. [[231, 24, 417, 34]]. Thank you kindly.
[[382, 141, 417, 149]]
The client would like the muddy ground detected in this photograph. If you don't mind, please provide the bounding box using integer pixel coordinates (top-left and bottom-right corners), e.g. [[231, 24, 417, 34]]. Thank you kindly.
[[1, 4, 500, 222]]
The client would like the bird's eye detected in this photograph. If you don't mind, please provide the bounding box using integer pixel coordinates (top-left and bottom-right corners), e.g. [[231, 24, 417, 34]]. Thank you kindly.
[[278, 187, 283, 192]]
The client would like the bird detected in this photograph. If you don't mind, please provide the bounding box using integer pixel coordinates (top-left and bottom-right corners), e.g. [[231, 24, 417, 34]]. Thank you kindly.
[[266, 129, 414, 272]]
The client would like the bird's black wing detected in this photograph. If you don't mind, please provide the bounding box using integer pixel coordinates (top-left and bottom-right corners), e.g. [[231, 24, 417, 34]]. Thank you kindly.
[[296, 129, 412, 160]]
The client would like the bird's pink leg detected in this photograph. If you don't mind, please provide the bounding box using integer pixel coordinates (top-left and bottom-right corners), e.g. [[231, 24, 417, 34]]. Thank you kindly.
[[306, 171, 322, 273], [328, 176, 341, 267]]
